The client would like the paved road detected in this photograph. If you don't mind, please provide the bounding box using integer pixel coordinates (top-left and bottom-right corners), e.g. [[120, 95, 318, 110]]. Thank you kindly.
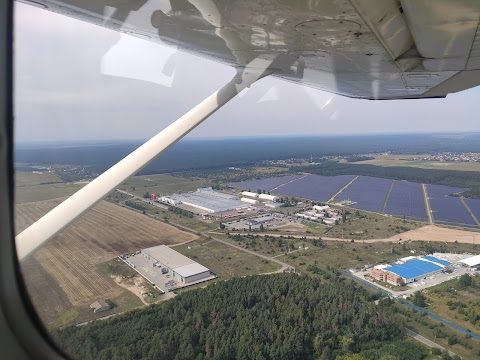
[[205, 232, 294, 273], [405, 328, 456, 357]]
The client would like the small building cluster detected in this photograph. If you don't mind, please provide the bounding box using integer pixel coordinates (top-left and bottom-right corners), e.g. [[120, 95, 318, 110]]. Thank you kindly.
[[90, 299, 111, 313], [370, 255, 453, 285], [295, 205, 341, 225]]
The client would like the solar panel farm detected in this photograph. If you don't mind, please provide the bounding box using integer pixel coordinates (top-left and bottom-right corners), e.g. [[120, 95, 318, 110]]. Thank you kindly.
[[229, 173, 480, 229]]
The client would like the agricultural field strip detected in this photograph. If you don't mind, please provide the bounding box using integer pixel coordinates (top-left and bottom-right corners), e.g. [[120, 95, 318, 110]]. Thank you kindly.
[[17, 199, 197, 307]]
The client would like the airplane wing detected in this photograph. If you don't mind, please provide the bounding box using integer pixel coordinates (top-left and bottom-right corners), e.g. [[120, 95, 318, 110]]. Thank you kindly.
[[18, 0, 480, 99]]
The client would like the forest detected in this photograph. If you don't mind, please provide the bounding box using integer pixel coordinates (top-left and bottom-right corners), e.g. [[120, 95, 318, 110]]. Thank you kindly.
[[52, 274, 428, 360]]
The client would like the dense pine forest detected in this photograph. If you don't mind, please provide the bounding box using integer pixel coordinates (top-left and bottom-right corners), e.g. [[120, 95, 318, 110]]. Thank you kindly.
[[53, 274, 427, 360]]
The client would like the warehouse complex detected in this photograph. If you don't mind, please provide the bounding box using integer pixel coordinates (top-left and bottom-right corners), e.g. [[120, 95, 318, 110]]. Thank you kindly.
[[161, 187, 248, 213], [370, 255, 453, 285], [141, 245, 211, 285]]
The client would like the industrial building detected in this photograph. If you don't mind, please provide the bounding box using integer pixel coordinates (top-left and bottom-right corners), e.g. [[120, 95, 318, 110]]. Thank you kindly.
[[241, 191, 258, 198], [141, 245, 211, 284], [459, 254, 480, 269], [241, 197, 259, 205], [370, 255, 452, 285], [161, 188, 248, 213], [258, 193, 278, 202], [247, 215, 274, 225]]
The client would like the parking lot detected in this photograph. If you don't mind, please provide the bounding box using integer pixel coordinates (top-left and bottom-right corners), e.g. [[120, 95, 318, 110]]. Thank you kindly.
[[223, 213, 300, 230], [353, 264, 474, 297], [123, 254, 177, 293]]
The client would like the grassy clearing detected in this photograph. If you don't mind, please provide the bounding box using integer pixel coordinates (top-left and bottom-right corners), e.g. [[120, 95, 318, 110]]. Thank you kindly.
[[424, 276, 480, 335], [15, 182, 85, 204], [15, 170, 63, 186], [118, 174, 210, 197], [326, 211, 423, 239], [173, 238, 281, 278], [357, 154, 480, 172], [301, 221, 328, 234]]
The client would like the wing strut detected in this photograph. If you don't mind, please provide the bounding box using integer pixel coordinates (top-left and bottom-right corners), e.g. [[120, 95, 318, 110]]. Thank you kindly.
[[16, 62, 275, 261]]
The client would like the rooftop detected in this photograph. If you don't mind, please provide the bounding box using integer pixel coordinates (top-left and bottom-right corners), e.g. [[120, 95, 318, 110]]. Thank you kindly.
[[387, 259, 442, 280], [143, 245, 195, 269], [174, 263, 210, 278], [460, 254, 480, 267], [171, 191, 246, 213], [422, 255, 451, 267]]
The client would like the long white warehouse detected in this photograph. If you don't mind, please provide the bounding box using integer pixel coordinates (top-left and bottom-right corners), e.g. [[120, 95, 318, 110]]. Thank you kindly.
[[459, 254, 480, 268], [241, 197, 259, 205], [241, 191, 259, 198], [141, 245, 211, 284], [258, 194, 278, 202]]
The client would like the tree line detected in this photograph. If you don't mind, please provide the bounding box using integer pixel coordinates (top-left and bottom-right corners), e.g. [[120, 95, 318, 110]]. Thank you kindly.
[[52, 274, 429, 360]]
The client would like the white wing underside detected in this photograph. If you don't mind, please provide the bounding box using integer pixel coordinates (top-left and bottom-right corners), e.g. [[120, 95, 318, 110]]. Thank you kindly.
[[18, 0, 480, 99]]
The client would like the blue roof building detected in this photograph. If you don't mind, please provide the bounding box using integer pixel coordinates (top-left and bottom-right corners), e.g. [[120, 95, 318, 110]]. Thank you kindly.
[[387, 259, 443, 282], [421, 256, 451, 267]]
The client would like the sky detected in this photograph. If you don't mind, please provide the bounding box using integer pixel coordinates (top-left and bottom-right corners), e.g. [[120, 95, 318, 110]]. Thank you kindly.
[[14, 2, 480, 143]]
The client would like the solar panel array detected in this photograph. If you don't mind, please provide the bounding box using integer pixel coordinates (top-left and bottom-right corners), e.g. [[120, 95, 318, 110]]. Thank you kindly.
[[427, 185, 476, 226], [228, 174, 305, 191], [229, 174, 478, 227], [335, 176, 392, 212], [384, 181, 427, 220], [464, 198, 480, 222], [274, 174, 355, 202]]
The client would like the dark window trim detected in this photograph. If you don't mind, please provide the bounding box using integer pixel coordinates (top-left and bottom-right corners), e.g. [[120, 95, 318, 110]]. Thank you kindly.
[[0, 2, 67, 359]]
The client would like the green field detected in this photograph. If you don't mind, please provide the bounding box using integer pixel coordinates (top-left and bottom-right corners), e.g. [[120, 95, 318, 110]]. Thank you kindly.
[[15, 170, 63, 186], [357, 154, 480, 172], [15, 182, 85, 204], [173, 238, 281, 278], [118, 174, 211, 197]]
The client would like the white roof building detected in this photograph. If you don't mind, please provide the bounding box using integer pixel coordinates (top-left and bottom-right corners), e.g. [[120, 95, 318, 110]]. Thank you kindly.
[[459, 254, 480, 267], [141, 245, 211, 284]]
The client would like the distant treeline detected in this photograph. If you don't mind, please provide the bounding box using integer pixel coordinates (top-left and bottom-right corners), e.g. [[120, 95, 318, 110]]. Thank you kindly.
[[15, 134, 480, 175], [345, 156, 374, 162], [290, 162, 480, 197], [52, 274, 428, 360], [124, 201, 145, 212], [168, 206, 194, 218]]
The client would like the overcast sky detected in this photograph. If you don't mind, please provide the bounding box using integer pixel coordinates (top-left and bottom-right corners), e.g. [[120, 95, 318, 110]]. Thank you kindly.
[[14, 2, 480, 143]]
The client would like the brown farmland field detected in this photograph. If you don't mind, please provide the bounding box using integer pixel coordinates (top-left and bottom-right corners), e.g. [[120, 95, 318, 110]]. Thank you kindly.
[[16, 199, 197, 325]]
